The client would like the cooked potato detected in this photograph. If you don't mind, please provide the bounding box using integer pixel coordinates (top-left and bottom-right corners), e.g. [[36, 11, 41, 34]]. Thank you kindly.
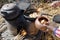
[[29, 12, 38, 18]]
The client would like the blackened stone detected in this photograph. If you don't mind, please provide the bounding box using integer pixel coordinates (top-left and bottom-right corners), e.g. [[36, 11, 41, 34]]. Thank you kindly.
[[53, 14, 60, 23]]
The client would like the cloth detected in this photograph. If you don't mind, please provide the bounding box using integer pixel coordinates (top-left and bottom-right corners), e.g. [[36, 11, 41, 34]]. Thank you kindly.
[[54, 26, 60, 38]]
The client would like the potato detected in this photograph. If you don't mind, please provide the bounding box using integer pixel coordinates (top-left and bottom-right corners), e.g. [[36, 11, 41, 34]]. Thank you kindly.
[[29, 12, 38, 18]]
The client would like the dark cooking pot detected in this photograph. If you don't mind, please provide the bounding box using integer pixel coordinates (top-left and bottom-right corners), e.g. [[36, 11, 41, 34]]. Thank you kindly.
[[24, 9, 38, 21]]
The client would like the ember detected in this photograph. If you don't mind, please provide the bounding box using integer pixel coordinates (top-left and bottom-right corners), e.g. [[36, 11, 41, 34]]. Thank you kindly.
[[20, 29, 27, 36]]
